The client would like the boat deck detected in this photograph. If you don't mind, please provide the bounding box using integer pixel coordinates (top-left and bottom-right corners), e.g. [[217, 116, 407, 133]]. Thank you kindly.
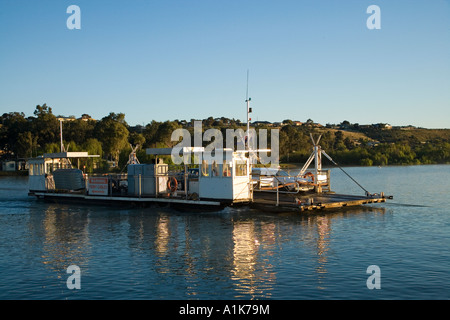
[[30, 189, 387, 213], [251, 191, 386, 212], [30, 190, 225, 208]]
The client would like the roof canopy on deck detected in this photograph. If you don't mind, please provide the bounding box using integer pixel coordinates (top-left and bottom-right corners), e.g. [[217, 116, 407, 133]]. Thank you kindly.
[[42, 152, 100, 159]]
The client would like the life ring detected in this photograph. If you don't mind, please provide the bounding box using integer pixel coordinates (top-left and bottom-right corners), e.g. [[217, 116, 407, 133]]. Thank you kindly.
[[167, 177, 178, 193], [304, 172, 315, 182]]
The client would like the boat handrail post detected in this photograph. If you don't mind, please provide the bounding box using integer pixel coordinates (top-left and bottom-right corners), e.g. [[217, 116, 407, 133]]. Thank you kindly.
[[184, 164, 188, 200], [249, 159, 253, 202], [326, 169, 331, 192], [138, 173, 142, 198], [155, 171, 158, 198], [109, 174, 112, 197], [276, 179, 279, 206]]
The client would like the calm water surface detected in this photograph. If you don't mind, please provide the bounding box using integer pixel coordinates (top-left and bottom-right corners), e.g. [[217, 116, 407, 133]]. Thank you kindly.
[[0, 165, 449, 299]]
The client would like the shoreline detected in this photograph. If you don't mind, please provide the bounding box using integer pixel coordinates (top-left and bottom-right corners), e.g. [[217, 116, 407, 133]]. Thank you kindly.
[[278, 162, 450, 169]]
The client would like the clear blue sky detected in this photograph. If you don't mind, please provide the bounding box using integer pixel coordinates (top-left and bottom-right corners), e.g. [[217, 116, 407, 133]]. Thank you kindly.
[[1, 0, 449, 128]]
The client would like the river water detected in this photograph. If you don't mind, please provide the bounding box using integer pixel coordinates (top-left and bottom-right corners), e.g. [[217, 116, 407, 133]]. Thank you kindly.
[[0, 165, 449, 300]]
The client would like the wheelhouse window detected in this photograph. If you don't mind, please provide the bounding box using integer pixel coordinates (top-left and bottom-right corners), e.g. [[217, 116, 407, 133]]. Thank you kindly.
[[235, 161, 247, 176], [201, 159, 209, 177], [223, 160, 231, 177], [211, 161, 220, 177]]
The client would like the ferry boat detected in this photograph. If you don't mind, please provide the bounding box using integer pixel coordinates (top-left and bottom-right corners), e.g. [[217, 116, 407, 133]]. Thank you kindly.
[[27, 144, 389, 212], [27, 147, 255, 210]]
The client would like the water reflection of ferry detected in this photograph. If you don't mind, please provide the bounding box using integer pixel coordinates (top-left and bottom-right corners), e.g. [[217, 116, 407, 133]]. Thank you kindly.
[[36, 203, 386, 298]]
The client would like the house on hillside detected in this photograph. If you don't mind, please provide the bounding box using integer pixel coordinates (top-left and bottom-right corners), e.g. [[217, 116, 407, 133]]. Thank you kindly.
[[253, 121, 272, 126], [56, 116, 76, 122], [1, 159, 27, 172], [56, 114, 96, 122], [1, 161, 16, 171], [80, 114, 95, 121]]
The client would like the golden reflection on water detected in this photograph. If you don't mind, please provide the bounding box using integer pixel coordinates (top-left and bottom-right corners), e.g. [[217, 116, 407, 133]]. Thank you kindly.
[[155, 214, 170, 256], [315, 215, 331, 289], [36, 202, 386, 298], [41, 205, 91, 277], [231, 220, 278, 298], [228, 207, 386, 295], [231, 221, 258, 294]]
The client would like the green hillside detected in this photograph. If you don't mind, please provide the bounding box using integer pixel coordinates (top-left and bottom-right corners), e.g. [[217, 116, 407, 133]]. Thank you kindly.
[[1, 106, 450, 169]]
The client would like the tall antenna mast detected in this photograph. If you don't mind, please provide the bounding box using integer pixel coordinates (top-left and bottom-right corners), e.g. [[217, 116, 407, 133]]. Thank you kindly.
[[245, 69, 252, 151], [246, 69, 249, 101], [59, 119, 64, 152]]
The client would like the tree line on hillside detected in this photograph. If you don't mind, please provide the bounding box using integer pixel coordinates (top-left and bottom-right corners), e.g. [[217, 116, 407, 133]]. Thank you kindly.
[[279, 121, 450, 166], [1, 104, 449, 172]]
